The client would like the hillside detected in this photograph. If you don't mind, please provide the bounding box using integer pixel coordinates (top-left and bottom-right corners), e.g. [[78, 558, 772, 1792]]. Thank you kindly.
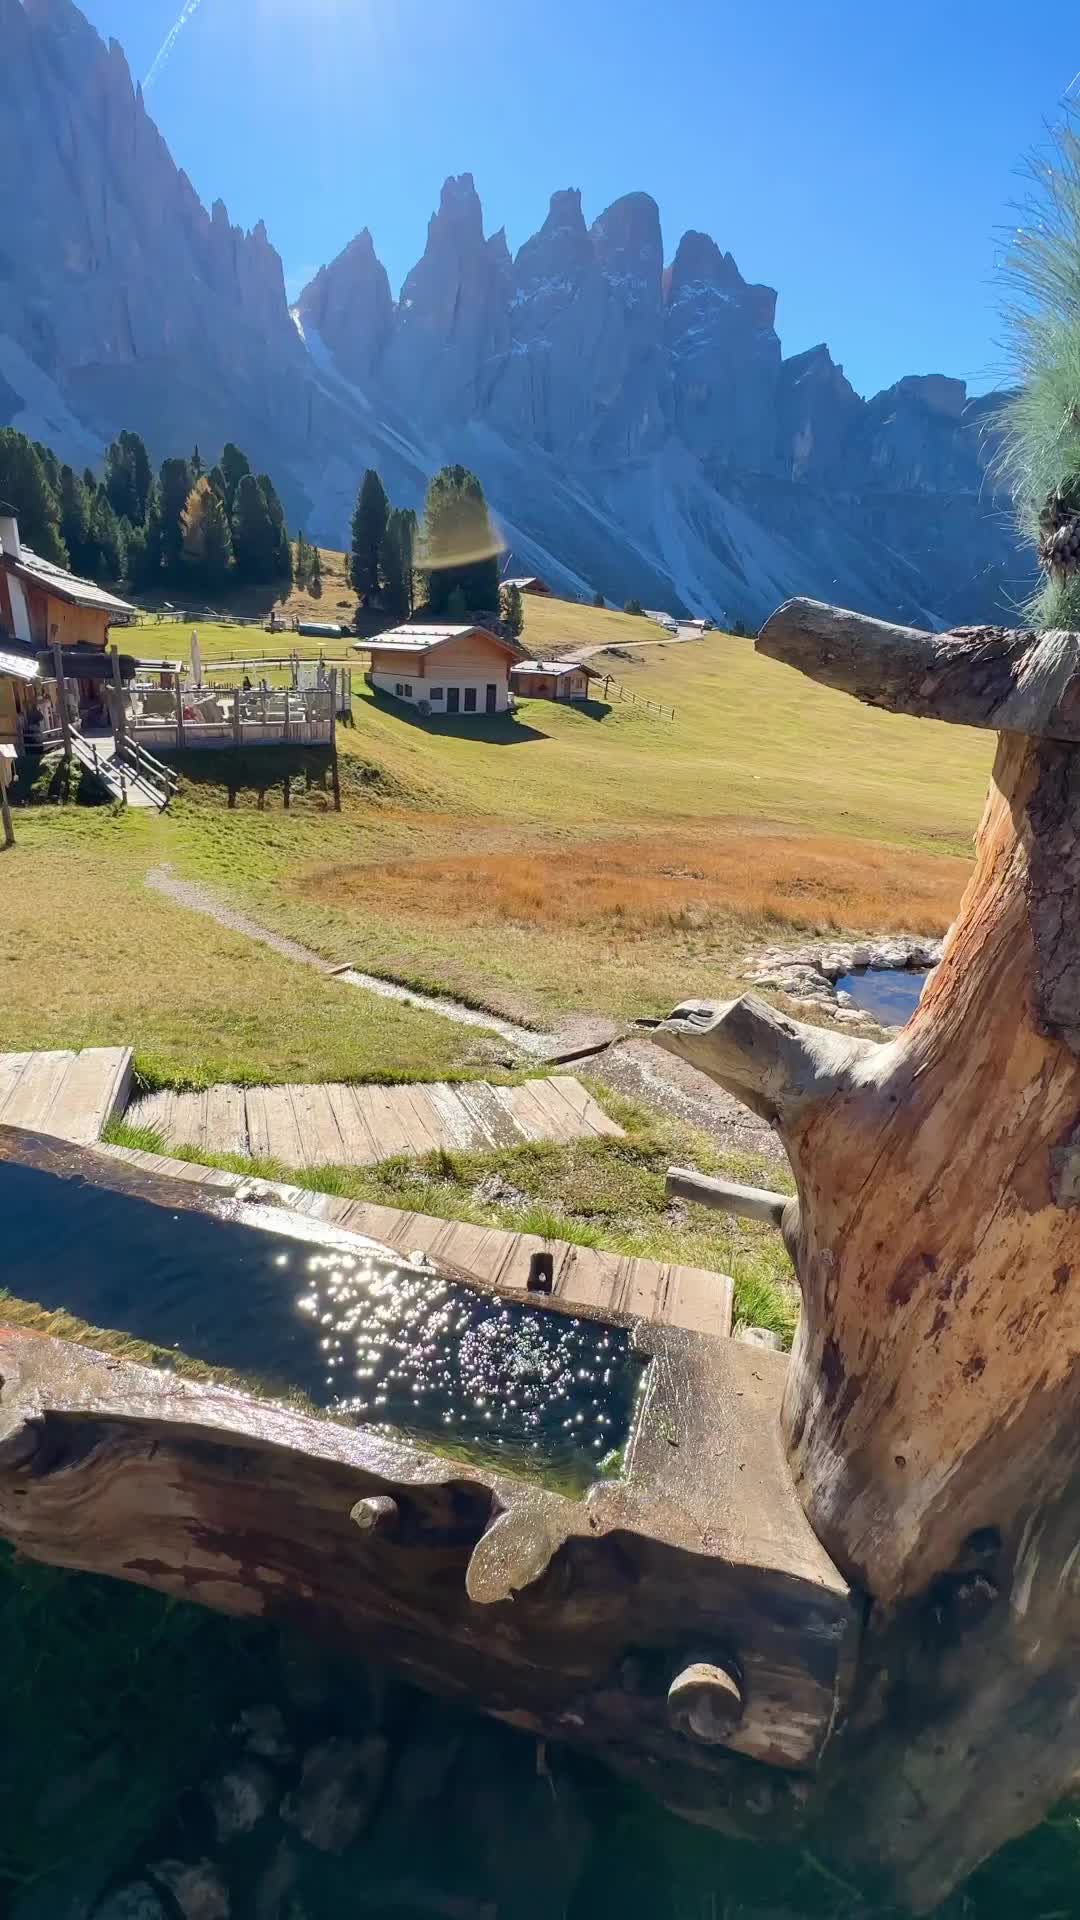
[[15, 607, 993, 1059]]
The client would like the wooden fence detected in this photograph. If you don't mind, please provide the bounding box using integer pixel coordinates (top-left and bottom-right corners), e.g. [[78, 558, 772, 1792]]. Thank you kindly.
[[596, 674, 676, 721]]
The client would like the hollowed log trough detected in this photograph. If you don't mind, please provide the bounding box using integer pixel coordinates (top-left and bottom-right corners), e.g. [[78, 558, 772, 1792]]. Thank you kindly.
[[0, 1126, 853, 1831]]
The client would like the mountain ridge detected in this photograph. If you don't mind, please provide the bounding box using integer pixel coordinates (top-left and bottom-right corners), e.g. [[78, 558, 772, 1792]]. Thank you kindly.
[[0, 0, 1029, 625]]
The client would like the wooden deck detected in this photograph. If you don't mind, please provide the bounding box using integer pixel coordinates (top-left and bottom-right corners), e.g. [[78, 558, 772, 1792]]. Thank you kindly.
[[126, 1075, 621, 1166], [0, 1049, 132, 1146], [99, 1143, 734, 1338]]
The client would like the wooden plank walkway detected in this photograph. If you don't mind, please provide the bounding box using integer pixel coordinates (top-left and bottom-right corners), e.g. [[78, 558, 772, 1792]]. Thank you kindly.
[[99, 1143, 734, 1339], [126, 1075, 622, 1168], [0, 1049, 133, 1146]]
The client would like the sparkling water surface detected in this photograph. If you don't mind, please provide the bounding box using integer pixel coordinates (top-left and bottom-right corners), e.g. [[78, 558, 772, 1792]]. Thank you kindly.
[[1, 1158, 642, 1488]]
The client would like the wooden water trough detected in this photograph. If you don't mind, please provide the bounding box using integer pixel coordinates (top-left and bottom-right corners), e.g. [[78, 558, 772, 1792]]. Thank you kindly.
[[0, 1124, 853, 1824]]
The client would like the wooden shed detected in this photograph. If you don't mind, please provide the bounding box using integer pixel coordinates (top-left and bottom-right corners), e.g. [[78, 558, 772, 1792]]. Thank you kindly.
[[509, 659, 597, 703]]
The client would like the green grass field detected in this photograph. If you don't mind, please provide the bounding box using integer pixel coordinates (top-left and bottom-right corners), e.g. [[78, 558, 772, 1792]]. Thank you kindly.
[[7, 598, 993, 1058]]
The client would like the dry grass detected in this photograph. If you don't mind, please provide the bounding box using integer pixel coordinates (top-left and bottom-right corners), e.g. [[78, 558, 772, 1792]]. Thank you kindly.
[[305, 826, 969, 941]]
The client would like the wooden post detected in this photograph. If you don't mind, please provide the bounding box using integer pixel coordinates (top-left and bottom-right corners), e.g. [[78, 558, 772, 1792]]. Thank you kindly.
[[654, 595, 1080, 1907], [0, 759, 14, 849], [174, 676, 185, 750], [330, 669, 340, 812], [109, 644, 125, 746], [52, 645, 72, 761], [232, 685, 241, 748]]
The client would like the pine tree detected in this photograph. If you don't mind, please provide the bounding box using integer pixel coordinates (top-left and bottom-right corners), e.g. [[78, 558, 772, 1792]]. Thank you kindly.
[[445, 585, 468, 620], [420, 465, 500, 614], [220, 443, 251, 515], [294, 531, 310, 585], [231, 472, 277, 584], [623, 597, 644, 616], [58, 465, 93, 575], [0, 429, 67, 564], [36, 442, 61, 500], [500, 581, 524, 639], [159, 457, 193, 581], [208, 465, 228, 501], [257, 474, 292, 581], [87, 488, 125, 581], [310, 545, 322, 597], [593, 590, 605, 608], [104, 431, 151, 524], [350, 469, 389, 601], [381, 507, 416, 620], [181, 476, 232, 590], [139, 483, 163, 585], [190, 444, 204, 478]]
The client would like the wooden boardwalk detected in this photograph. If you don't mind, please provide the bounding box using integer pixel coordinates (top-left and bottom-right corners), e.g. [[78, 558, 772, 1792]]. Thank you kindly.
[[0, 1049, 133, 1146], [100, 1143, 734, 1339], [127, 1075, 621, 1167]]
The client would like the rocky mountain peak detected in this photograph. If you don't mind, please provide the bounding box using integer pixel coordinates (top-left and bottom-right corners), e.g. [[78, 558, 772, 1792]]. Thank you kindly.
[[296, 229, 393, 384], [666, 231, 777, 333], [590, 193, 663, 307], [777, 344, 862, 481], [887, 373, 967, 420], [538, 188, 587, 238]]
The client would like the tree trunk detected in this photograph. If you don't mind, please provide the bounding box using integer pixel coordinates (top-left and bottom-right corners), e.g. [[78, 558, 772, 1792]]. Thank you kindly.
[[654, 597, 1080, 1905]]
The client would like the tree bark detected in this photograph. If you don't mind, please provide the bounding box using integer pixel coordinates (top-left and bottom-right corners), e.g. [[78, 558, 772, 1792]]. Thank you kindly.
[[654, 600, 1080, 1903]]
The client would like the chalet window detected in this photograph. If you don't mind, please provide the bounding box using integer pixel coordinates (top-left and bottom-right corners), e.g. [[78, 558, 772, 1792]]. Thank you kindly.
[[463, 687, 477, 713], [394, 682, 404, 696], [430, 687, 444, 700], [404, 682, 413, 696]]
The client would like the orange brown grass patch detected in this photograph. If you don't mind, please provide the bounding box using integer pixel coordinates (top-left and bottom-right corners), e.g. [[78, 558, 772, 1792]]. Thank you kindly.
[[299, 830, 972, 939]]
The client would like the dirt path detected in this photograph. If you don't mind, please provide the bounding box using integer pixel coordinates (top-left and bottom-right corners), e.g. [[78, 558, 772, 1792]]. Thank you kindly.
[[144, 865, 785, 1163]]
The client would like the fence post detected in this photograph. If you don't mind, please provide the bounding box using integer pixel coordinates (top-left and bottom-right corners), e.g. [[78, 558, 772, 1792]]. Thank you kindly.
[[174, 677, 186, 750], [233, 686, 241, 749]]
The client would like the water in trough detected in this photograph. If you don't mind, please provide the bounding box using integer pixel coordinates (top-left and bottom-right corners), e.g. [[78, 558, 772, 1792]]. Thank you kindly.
[[0, 1152, 643, 1491]]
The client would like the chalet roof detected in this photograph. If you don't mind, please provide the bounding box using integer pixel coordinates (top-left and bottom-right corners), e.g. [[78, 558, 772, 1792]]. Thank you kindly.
[[362, 624, 520, 659], [511, 658, 596, 677], [503, 576, 550, 591], [0, 645, 39, 683], [4, 546, 135, 616]]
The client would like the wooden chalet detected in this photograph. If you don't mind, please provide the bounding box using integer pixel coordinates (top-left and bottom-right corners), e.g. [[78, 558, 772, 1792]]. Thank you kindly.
[[0, 506, 136, 746], [361, 625, 519, 716], [509, 659, 598, 703]]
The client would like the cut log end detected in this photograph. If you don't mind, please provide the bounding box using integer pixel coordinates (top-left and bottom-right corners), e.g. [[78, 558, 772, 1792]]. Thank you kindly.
[[667, 1659, 744, 1745]]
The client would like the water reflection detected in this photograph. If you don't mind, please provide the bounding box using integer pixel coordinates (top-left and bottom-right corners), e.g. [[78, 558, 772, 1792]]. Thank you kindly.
[[294, 1247, 639, 1481], [835, 967, 927, 1024], [1, 1158, 642, 1488]]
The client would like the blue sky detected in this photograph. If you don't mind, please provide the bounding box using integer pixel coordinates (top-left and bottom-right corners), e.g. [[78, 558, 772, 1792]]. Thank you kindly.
[[79, 0, 1075, 398]]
